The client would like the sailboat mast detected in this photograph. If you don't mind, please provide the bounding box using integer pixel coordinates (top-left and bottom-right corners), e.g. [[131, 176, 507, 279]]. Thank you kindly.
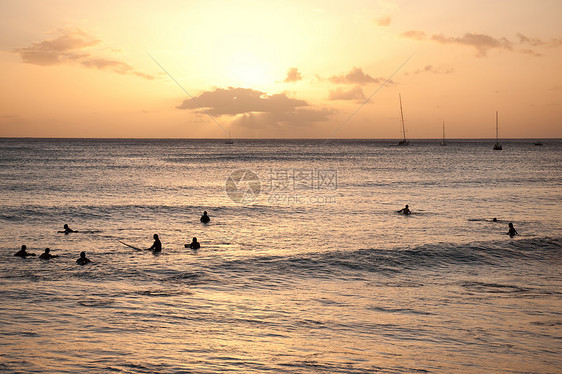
[[442, 120, 445, 141], [399, 94, 406, 141], [495, 111, 499, 142]]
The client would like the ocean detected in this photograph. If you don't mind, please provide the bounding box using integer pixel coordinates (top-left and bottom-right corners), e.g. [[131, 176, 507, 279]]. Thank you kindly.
[[0, 138, 560, 373]]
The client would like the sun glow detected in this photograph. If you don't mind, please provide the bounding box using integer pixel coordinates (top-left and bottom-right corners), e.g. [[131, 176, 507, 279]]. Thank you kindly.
[[2, 1, 562, 138], [224, 54, 272, 87], [211, 34, 280, 88]]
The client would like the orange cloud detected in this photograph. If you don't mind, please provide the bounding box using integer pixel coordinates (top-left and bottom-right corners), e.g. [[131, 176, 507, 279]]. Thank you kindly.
[[177, 87, 308, 115], [13, 29, 99, 65], [431, 33, 512, 57], [376, 16, 391, 27], [329, 67, 386, 85], [403, 29, 562, 57], [178, 86, 335, 130], [328, 86, 365, 101], [283, 67, 303, 82], [401, 30, 427, 40], [521, 49, 542, 57], [402, 30, 512, 57], [13, 29, 153, 79], [232, 107, 335, 131], [409, 64, 455, 75], [517, 33, 562, 48], [80, 58, 154, 79], [517, 33, 544, 47]]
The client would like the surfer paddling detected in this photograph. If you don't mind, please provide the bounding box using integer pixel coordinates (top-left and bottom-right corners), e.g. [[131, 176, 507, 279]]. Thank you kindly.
[[186, 237, 200, 250], [39, 248, 58, 259], [14, 245, 35, 257], [59, 224, 77, 234], [397, 204, 411, 215]]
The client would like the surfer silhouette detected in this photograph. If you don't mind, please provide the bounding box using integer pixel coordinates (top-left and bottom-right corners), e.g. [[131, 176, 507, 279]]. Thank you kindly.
[[186, 237, 200, 250], [59, 224, 76, 234], [14, 245, 35, 257], [200, 211, 210, 224], [148, 234, 162, 252], [507, 222, 518, 237], [398, 204, 411, 215], [76, 251, 91, 265], [39, 248, 58, 259]]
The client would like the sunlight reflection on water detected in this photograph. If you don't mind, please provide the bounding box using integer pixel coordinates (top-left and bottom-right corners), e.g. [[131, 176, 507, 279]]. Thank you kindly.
[[0, 139, 561, 373]]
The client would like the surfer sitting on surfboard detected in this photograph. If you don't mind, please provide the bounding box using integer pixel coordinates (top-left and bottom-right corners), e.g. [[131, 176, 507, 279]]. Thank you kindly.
[[186, 237, 200, 250], [397, 204, 411, 215], [148, 234, 162, 252], [118, 234, 161, 252], [507, 222, 518, 237], [200, 211, 210, 224], [76, 251, 91, 265]]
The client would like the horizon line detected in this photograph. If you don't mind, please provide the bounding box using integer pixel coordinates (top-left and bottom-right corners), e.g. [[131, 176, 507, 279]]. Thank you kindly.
[[1, 137, 560, 141]]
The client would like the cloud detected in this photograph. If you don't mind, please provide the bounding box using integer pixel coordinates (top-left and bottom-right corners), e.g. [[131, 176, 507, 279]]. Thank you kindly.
[[328, 86, 365, 101], [178, 86, 335, 131], [517, 33, 562, 48], [431, 33, 512, 57], [13, 29, 99, 65], [403, 29, 562, 57], [329, 67, 385, 85], [410, 65, 455, 75], [0, 114, 25, 125], [283, 67, 302, 82], [401, 30, 427, 40], [177, 87, 308, 115], [376, 16, 391, 27], [232, 107, 335, 131], [13, 29, 153, 79], [80, 58, 154, 79], [516, 33, 544, 47], [402, 30, 512, 57], [521, 49, 542, 57]]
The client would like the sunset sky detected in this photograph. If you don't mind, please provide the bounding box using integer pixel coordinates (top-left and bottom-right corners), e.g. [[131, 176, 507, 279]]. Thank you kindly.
[[1, 0, 561, 139]]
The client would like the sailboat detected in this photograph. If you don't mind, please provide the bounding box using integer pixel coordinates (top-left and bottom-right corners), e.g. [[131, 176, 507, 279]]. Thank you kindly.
[[440, 121, 447, 146], [225, 130, 234, 144], [397, 94, 409, 146], [493, 111, 502, 150]]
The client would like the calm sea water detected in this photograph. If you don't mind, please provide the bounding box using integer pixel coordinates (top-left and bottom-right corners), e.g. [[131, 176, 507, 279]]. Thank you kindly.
[[0, 138, 560, 373]]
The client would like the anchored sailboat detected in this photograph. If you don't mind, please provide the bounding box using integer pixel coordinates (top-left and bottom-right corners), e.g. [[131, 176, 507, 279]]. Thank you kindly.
[[397, 94, 409, 146], [440, 121, 447, 146], [493, 111, 502, 150], [225, 130, 234, 144]]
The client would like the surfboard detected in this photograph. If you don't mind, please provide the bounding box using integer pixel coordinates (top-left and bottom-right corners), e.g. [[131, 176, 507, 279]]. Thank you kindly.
[[118, 240, 143, 250]]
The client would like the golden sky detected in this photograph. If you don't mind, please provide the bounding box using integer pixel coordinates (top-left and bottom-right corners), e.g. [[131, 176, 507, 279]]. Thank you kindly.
[[1, 0, 561, 138]]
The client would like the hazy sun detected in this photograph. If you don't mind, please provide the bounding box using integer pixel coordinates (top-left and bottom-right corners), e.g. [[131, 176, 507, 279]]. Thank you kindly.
[[211, 34, 279, 88], [226, 56, 272, 87]]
